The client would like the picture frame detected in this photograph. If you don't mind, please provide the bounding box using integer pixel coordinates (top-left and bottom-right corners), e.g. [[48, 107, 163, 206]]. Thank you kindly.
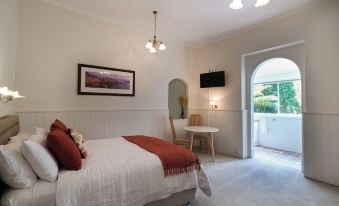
[[78, 64, 135, 96]]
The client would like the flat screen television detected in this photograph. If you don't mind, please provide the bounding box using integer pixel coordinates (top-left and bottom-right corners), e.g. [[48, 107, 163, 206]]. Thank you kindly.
[[200, 71, 225, 88]]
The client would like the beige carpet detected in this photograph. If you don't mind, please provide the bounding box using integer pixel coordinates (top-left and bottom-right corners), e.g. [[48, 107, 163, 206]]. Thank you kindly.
[[192, 153, 339, 206]]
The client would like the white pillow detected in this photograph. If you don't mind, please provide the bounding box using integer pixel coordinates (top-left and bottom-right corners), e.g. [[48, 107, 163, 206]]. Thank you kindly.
[[8, 132, 30, 142], [0, 141, 37, 189], [34, 127, 49, 136], [22, 141, 58, 182], [30, 127, 49, 145], [29, 134, 47, 145]]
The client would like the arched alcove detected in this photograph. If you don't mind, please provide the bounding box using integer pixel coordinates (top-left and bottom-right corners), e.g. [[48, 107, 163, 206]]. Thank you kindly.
[[168, 79, 188, 119]]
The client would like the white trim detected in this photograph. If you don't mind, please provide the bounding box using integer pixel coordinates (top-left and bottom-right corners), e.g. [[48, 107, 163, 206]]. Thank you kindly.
[[16, 108, 169, 113], [189, 108, 246, 112], [243, 40, 305, 57], [303, 112, 339, 116], [254, 113, 302, 119]]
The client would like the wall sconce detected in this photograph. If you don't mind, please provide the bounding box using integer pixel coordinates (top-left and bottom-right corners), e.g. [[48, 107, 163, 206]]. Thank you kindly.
[[0, 87, 25, 103], [210, 101, 218, 110]]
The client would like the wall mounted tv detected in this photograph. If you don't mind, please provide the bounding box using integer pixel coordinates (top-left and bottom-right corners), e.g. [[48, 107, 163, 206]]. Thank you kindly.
[[200, 71, 225, 88]]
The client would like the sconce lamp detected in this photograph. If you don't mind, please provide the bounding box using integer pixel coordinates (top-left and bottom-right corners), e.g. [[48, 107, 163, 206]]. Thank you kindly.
[[210, 101, 218, 110], [0, 86, 25, 103]]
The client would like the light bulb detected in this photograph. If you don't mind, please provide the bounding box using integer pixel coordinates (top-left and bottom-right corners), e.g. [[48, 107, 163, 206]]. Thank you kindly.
[[0, 87, 9, 96], [150, 47, 156, 53], [145, 41, 152, 49], [255, 0, 270, 7], [229, 0, 243, 10], [159, 43, 166, 51]]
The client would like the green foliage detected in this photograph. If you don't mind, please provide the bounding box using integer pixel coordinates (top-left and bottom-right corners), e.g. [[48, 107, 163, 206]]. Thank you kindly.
[[254, 82, 301, 114], [254, 84, 278, 113], [279, 82, 301, 114]]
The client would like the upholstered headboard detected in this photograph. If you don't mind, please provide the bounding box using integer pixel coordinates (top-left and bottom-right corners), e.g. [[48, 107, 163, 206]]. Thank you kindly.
[[0, 115, 19, 145], [0, 115, 19, 197]]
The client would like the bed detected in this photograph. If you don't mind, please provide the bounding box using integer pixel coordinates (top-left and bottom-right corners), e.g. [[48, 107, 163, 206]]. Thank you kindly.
[[0, 115, 211, 206]]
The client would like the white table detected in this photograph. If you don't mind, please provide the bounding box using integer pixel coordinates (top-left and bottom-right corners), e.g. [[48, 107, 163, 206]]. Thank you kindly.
[[184, 126, 220, 162]]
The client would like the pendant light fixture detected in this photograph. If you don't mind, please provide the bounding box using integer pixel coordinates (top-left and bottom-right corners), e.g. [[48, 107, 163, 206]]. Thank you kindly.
[[145, 11, 166, 53], [229, 0, 270, 10]]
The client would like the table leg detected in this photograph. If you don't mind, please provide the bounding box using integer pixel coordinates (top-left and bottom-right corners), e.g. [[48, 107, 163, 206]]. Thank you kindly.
[[189, 132, 194, 152], [209, 133, 215, 162]]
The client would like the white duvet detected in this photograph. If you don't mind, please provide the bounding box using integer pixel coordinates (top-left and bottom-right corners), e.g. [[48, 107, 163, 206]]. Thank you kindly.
[[56, 137, 211, 206]]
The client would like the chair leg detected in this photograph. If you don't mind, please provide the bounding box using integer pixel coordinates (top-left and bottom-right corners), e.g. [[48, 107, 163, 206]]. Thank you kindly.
[[189, 133, 194, 152], [199, 139, 202, 150]]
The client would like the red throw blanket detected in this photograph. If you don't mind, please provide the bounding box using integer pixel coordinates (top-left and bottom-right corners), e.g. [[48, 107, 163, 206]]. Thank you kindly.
[[123, 135, 201, 177]]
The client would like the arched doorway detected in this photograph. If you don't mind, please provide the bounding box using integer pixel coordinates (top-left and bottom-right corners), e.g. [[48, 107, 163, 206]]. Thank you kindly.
[[251, 58, 302, 169]]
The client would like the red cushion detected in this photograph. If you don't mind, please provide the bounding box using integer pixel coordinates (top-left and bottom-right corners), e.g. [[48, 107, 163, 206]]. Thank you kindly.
[[50, 119, 68, 132], [46, 130, 82, 170]]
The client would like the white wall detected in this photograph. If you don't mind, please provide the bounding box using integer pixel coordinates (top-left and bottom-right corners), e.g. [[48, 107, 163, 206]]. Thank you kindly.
[[191, 0, 339, 185], [254, 114, 302, 153], [14, 0, 196, 140], [0, 0, 19, 117], [14, 0, 195, 113]]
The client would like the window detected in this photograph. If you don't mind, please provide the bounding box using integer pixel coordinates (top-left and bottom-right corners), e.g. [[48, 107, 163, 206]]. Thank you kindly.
[[254, 80, 301, 114]]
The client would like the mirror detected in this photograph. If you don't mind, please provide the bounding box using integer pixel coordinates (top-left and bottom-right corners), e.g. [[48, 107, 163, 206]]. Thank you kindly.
[[168, 79, 188, 119]]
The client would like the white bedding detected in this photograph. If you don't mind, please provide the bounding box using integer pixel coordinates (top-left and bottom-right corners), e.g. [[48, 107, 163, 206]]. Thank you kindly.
[[1, 179, 56, 206], [57, 137, 211, 206]]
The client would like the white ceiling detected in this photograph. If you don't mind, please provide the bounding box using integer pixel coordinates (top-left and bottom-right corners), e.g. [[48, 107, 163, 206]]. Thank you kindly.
[[41, 0, 324, 48]]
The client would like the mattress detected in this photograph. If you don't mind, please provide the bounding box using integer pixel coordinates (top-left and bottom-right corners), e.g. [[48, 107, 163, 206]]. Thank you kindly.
[[1, 179, 56, 206], [56, 138, 211, 206]]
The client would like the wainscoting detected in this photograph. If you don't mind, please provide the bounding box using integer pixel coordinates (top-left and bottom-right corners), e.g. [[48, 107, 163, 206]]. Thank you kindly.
[[303, 112, 339, 186], [17, 110, 169, 141], [189, 109, 245, 158]]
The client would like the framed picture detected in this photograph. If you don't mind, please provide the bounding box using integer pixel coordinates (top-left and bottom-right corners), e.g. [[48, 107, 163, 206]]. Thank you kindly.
[[78, 64, 135, 96]]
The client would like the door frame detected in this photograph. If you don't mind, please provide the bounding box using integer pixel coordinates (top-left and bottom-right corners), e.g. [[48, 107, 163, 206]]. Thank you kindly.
[[241, 41, 306, 170]]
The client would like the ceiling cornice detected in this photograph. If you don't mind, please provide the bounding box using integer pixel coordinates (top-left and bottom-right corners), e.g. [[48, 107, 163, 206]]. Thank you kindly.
[[39, 0, 197, 49], [203, 0, 333, 49]]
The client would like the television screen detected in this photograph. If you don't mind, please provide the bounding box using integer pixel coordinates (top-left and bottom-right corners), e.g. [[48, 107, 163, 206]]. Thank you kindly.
[[200, 71, 225, 88]]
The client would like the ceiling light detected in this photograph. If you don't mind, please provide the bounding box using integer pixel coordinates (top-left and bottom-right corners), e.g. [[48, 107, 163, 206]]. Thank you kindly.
[[0, 86, 25, 103], [146, 11, 166, 53], [145, 41, 152, 49], [229, 0, 270, 10], [159, 42, 166, 51], [150, 47, 157, 53], [229, 0, 243, 10], [255, 0, 270, 7]]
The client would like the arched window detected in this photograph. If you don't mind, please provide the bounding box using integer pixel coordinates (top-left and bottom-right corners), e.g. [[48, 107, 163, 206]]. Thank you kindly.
[[253, 58, 301, 114]]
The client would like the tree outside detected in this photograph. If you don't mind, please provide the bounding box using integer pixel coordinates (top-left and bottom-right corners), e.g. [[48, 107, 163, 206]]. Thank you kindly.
[[254, 81, 301, 114]]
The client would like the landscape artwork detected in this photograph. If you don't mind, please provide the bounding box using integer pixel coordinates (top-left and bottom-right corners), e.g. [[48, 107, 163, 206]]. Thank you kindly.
[[78, 64, 135, 96], [85, 71, 130, 90]]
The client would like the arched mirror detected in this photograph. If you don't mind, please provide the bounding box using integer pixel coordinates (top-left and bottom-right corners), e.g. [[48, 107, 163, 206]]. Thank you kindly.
[[168, 79, 188, 119]]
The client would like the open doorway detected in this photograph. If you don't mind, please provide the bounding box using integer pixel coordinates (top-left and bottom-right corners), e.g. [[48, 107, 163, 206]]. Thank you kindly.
[[251, 58, 302, 170]]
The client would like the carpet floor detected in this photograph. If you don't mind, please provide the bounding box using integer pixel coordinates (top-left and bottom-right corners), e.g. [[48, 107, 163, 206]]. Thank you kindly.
[[191, 152, 339, 206]]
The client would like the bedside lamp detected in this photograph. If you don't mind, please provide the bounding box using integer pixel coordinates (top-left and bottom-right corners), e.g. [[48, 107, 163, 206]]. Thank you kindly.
[[210, 101, 218, 110], [0, 86, 25, 103]]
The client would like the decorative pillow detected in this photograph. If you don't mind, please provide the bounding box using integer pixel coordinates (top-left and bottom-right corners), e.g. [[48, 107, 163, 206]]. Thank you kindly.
[[46, 130, 82, 170], [69, 129, 88, 159], [22, 140, 58, 182], [0, 141, 37, 189], [50, 119, 68, 133]]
